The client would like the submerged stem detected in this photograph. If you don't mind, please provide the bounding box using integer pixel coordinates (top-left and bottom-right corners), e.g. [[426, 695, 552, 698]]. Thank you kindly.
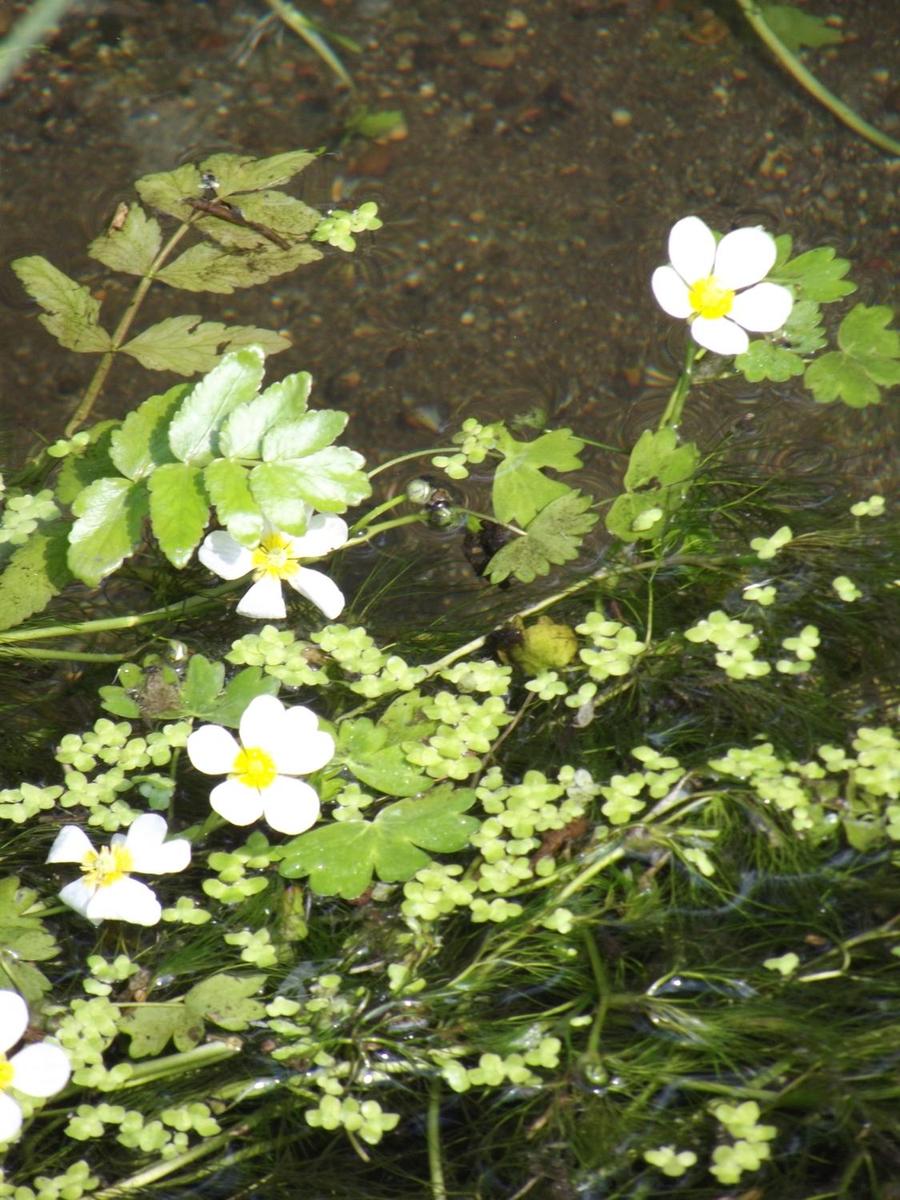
[[657, 342, 696, 431], [427, 1079, 447, 1200]]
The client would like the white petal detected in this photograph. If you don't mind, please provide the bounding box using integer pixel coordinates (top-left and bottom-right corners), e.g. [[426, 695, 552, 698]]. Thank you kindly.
[[690, 315, 749, 356], [46, 826, 93, 864], [271, 709, 335, 776], [667, 216, 715, 283], [713, 226, 776, 290], [187, 725, 240, 775], [0, 1092, 23, 1142], [84, 878, 161, 925], [210, 779, 265, 827], [729, 282, 793, 332], [198, 531, 253, 580], [651, 266, 693, 318], [238, 693, 285, 748], [126, 815, 191, 875], [262, 776, 321, 835], [236, 576, 286, 620], [289, 514, 349, 558], [9, 1043, 70, 1097], [59, 878, 96, 919], [0, 992, 28, 1054], [286, 567, 345, 620]]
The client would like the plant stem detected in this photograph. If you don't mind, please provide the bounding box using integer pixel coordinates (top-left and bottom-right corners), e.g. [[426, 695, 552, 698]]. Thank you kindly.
[[0, 646, 126, 662], [736, 0, 900, 157], [657, 343, 696, 431], [64, 222, 193, 437], [427, 1079, 447, 1200], [367, 447, 459, 480]]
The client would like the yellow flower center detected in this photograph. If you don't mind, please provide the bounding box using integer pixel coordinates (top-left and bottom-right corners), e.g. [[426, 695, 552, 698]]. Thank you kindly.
[[0, 1055, 14, 1091], [81, 845, 134, 889], [232, 746, 277, 789], [250, 533, 300, 581], [688, 275, 734, 320]]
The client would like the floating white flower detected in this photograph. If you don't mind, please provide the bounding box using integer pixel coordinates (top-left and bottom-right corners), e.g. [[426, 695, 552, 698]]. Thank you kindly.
[[198, 515, 348, 621], [651, 215, 793, 355], [46, 814, 191, 926], [0, 990, 70, 1143], [186, 693, 334, 835]]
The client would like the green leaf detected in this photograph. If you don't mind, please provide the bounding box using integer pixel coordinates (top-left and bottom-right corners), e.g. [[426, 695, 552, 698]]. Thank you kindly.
[[135, 162, 202, 223], [54, 422, 119, 505], [805, 304, 900, 407], [761, 4, 843, 51], [250, 447, 371, 528], [280, 786, 478, 898], [120, 316, 289, 375], [338, 717, 435, 797], [156, 241, 322, 295], [12, 256, 112, 352], [487, 490, 598, 585], [193, 191, 320, 249], [623, 428, 699, 490], [109, 385, 187, 480], [783, 298, 826, 353], [605, 490, 668, 542], [492, 427, 585, 526], [735, 341, 805, 383], [219, 371, 312, 459], [68, 477, 149, 586], [0, 877, 60, 1004], [168, 348, 266, 464], [778, 246, 855, 302], [0, 521, 73, 631], [87, 203, 162, 275], [200, 150, 316, 195], [204, 458, 264, 546], [178, 655, 226, 715], [204, 667, 279, 726], [185, 972, 267, 1030], [261, 410, 349, 461], [121, 1004, 197, 1058], [147, 463, 210, 566]]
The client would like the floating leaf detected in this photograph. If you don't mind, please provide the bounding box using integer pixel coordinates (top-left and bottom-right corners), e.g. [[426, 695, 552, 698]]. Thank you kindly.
[[218, 372, 312, 459], [605, 491, 668, 542], [200, 150, 316, 195], [492, 427, 585, 526], [121, 316, 288, 375], [202, 666, 279, 727], [204, 458, 264, 546], [121, 973, 266, 1057], [760, 4, 843, 51], [487, 490, 598, 585], [87, 203, 162, 275], [338, 717, 436, 797], [623, 428, 699, 490], [147, 462, 210, 567], [0, 877, 60, 1004], [135, 162, 202, 223], [156, 241, 321, 295], [68, 477, 149, 586], [109, 385, 186, 480], [783, 298, 826, 354], [0, 522, 72, 631], [178, 654, 226, 715], [12, 256, 112, 353], [736, 341, 805, 383], [280, 786, 478, 898], [778, 246, 855, 303], [805, 304, 899, 407], [194, 192, 321, 250], [250, 447, 371, 529], [168, 348, 266, 465]]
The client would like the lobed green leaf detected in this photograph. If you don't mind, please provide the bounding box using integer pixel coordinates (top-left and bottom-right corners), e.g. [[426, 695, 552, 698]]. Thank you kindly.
[[168, 347, 266, 464], [487, 490, 598, 585], [147, 462, 210, 566], [87, 203, 162, 276], [492, 427, 585, 526], [120, 316, 289, 376], [12, 256, 112, 353], [109, 385, 186, 481], [0, 522, 73, 632], [218, 371, 312, 459], [68, 477, 149, 586], [204, 458, 264, 546]]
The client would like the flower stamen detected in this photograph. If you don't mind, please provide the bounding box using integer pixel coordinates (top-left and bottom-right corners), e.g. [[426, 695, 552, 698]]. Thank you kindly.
[[80, 845, 134, 889], [688, 275, 734, 320], [232, 745, 278, 789], [251, 533, 300, 580], [0, 1056, 14, 1090]]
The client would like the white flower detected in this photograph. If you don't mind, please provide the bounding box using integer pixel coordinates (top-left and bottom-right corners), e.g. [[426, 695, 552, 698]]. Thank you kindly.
[[186, 693, 334, 835], [0, 990, 70, 1143], [198, 515, 348, 621], [651, 215, 793, 355], [46, 814, 191, 926]]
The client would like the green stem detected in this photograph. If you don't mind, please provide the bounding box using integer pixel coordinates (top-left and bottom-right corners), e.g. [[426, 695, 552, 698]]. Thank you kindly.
[[63, 222, 193, 437], [0, 582, 233, 644], [0, 646, 126, 662], [350, 493, 407, 532], [347, 512, 425, 545], [427, 1079, 447, 1200], [367, 447, 458, 480], [736, 0, 900, 157], [657, 343, 696, 431]]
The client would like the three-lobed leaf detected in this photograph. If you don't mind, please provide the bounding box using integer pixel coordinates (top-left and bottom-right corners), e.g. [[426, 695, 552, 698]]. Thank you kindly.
[[121, 316, 289, 375], [168, 347, 266, 464], [218, 371, 312, 459], [492, 427, 585, 526], [12, 256, 112, 353], [87, 203, 162, 276], [338, 717, 436, 797], [778, 246, 855, 303], [805, 304, 900, 407], [487, 490, 598, 585]]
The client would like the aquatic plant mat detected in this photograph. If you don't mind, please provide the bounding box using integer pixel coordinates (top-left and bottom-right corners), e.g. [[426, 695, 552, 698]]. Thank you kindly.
[[0, 149, 897, 1200]]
